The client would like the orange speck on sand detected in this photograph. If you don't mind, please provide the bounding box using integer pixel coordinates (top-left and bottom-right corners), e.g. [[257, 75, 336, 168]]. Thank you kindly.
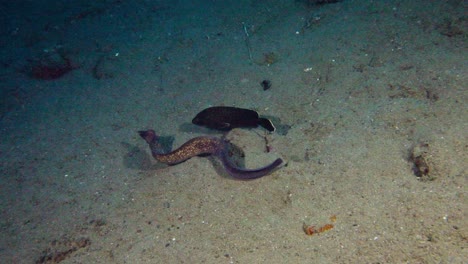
[[303, 223, 334, 236], [317, 224, 334, 233], [303, 224, 316, 236], [303, 215, 336, 236]]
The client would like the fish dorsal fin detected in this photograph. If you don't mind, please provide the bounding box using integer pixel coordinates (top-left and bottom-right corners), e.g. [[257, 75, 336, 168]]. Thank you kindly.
[[257, 118, 275, 132]]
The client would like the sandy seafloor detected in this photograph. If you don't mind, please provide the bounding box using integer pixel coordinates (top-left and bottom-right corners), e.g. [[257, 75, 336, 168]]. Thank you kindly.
[[0, 0, 467, 263]]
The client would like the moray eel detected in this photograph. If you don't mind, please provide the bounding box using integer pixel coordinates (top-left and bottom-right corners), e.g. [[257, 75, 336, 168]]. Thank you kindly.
[[138, 130, 283, 180]]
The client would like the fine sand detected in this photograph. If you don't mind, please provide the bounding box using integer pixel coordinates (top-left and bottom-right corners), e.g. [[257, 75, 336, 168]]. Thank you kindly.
[[0, 0, 466, 263]]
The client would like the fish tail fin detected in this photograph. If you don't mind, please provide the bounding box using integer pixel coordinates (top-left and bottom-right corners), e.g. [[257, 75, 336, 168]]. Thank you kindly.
[[258, 118, 275, 132]]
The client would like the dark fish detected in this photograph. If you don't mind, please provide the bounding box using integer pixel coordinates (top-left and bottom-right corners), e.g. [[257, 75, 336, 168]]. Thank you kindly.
[[192, 106, 275, 132]]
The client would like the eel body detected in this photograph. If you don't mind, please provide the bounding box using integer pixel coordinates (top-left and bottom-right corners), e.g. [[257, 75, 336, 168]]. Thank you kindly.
[[138, 129, 282, 180]]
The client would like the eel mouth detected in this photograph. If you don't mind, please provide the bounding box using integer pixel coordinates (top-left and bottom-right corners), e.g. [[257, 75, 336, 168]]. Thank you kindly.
[[138, 130, 156, 144]]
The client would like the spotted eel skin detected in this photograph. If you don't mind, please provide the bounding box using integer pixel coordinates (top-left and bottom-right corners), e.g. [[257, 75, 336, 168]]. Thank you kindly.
[[138, 130, 283, 180]]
